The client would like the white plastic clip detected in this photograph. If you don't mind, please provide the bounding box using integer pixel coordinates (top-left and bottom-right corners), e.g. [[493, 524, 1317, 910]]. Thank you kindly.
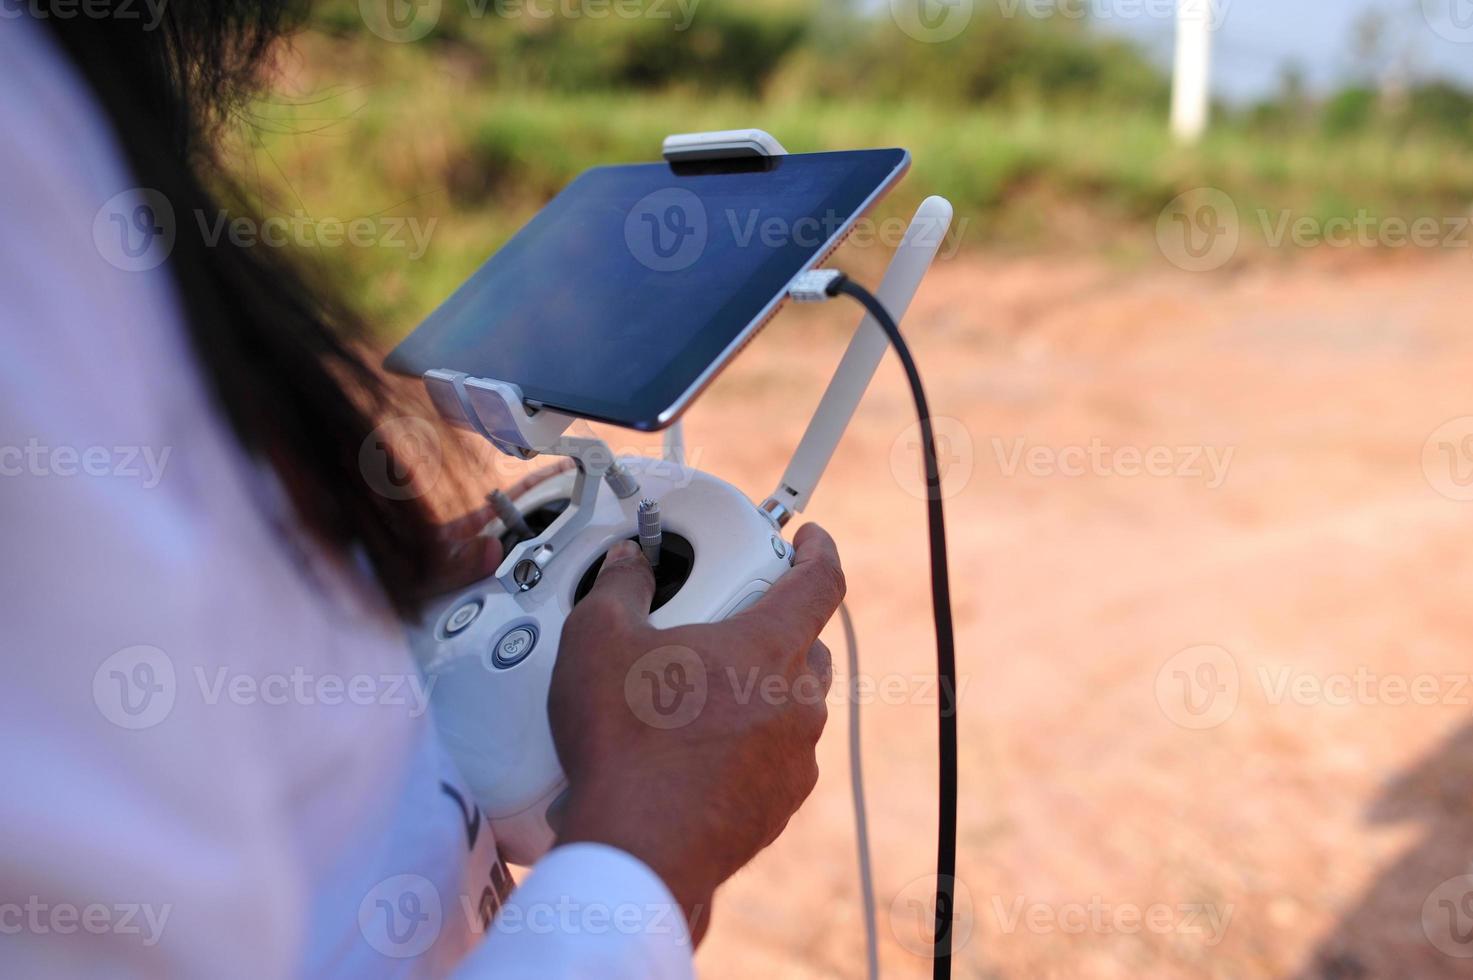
[[423, 370, 574, 460], [662, 129, 788, 162]]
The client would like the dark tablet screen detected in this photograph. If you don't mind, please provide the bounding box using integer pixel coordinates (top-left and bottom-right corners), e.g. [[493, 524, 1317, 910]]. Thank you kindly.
[[384, 148, 908, 429]]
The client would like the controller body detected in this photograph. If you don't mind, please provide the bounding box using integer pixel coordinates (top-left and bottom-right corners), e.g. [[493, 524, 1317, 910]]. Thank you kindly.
[[409, 453, 793, 864]]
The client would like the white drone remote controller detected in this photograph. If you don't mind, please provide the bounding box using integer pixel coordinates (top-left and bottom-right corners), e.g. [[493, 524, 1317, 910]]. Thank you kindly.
[[410, 450, 793, 864], [408, 131, 952, 865]]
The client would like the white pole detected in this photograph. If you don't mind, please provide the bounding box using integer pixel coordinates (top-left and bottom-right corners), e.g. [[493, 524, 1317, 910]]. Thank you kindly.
[[1171, 0, 1213, 143]]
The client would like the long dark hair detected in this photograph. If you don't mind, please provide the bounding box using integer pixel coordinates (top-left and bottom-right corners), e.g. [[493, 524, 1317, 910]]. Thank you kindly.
[[41, 0, 442, 617]]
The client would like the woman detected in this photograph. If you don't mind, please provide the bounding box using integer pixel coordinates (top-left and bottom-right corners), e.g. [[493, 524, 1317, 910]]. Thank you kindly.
[[0, 4, 842, 976]]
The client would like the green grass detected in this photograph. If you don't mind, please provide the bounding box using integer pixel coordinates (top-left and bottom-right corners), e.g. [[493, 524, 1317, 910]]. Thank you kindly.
[[237, 34, 1473, 337]]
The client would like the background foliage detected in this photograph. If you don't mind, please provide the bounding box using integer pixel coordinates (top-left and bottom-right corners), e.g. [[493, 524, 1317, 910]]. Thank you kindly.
[[239, 0, 1473, 333]]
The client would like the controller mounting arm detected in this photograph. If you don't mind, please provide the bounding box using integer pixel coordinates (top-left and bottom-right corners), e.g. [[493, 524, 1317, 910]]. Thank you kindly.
[[761, 195, 954, 524], [423, 370, 641, 592]]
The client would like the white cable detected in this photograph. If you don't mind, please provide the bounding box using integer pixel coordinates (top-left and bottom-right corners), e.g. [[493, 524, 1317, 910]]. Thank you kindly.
[[841, 601, 879, 980]]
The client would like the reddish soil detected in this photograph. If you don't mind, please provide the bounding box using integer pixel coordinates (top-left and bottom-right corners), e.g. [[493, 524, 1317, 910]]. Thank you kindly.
[[611, 248, 1473, 979]]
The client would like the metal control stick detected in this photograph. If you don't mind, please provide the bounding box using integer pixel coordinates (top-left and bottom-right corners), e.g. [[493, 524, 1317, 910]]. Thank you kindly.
[[489, 489, 534, 541], [637, 498, 663, 567]]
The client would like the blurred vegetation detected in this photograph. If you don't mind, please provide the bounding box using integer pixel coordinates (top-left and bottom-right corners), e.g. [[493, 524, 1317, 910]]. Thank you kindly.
[[237, 0, 1473, 334]]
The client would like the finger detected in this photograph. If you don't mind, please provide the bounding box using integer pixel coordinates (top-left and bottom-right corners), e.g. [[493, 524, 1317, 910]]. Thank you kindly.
[[425, 534, 503, 596], [465, 534, 503, 582], [505, 457, 576, 499], [576, 539, 656, 625], [437, 503, 498, 543], [790, 640, 833, 742], [805, 640, 834, 698], [732, 523, 845, 659]]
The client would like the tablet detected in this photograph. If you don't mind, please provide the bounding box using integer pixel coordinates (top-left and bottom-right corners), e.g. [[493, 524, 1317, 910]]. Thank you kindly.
[[384, 148, 909, 429]]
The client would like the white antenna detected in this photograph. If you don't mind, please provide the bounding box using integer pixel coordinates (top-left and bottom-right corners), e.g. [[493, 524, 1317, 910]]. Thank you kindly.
[[761, 196, 954, 524], [1171, 0, 1214, 143], [662, 419, 686, 466]]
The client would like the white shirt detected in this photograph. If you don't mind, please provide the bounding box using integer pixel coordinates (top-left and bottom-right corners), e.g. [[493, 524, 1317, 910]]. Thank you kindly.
[[0, 20, 693, 979]]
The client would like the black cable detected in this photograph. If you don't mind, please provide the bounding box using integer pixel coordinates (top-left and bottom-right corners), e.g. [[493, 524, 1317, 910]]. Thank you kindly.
[[828, 274, 959, 980]]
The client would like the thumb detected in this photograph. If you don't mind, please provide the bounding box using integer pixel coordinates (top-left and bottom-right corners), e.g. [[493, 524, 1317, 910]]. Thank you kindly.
[[578, 539, 656, 624], [418, 534, 504, 601]]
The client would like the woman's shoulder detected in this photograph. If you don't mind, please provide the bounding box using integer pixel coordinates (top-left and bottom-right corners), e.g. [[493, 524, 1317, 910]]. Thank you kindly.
[[2, 17, 202, 444]]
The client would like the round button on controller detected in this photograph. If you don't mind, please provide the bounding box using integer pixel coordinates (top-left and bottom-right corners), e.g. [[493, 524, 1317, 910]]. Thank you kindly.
[[492, 626, 538, 668], [444, 600, 483, 637]]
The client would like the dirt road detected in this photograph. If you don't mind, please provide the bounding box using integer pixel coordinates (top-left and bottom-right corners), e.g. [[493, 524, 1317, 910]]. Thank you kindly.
[[621, 248, 1473, 978]]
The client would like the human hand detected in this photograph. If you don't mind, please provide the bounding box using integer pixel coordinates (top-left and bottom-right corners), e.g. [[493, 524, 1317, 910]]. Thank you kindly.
[[548, 523, 845, 942]]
